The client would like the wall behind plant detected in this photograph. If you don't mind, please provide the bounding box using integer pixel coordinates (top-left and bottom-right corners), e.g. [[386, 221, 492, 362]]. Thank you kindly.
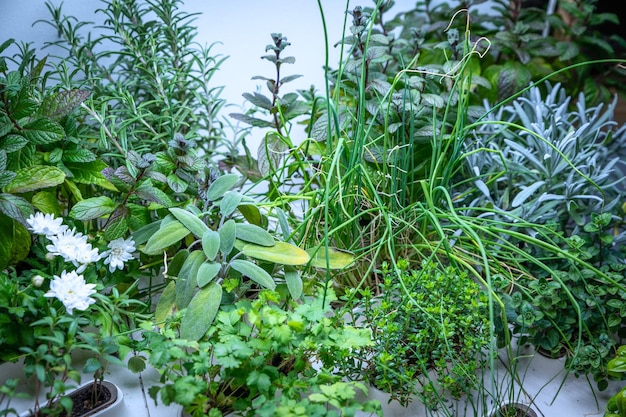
[[0, 1, 503, 108], [0, 1, 400, 105]]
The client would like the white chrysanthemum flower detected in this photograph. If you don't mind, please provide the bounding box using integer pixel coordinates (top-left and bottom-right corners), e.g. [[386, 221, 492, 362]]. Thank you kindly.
[[46, 228, 90, 264], [26, 212, 67, 237], [72, 244, 102, 273], [101, 237, 136, 273], [44, 270, 97, 315]]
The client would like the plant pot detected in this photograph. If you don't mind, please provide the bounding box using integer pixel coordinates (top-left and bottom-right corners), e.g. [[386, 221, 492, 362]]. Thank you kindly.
[[488, 402, 538, 417], [20, 380, 123, 417]]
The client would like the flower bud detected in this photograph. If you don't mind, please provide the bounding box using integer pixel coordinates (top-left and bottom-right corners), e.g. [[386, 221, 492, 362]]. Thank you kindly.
[[32, 275, 45, 287]]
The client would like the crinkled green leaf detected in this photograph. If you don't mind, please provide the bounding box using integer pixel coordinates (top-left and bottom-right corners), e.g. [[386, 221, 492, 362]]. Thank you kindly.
[[167, 173, 188, 193], [104, 215, 128, 241], [21, 118, 64, 145], [0, 193, 33, 225], [49, 148, 63, 164], [62, 149, 97, 163], [40, 89, 90, 119], [31, 190, 61, 216], [0, 171, 15, 188], [0, 134, 28, 153], [65, 161, 116, 191], [4, 165, 65, 193], [69, 196, 116, 220], [0, 213, 31, 269], [0, 116, 12, 137], [135, 182, 173, 207], [10, 96, 37, 120], [127, 204, 151, 231]]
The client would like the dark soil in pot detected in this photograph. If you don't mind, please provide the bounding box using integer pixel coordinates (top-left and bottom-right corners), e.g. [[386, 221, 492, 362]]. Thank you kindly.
[[490, 402, 538, 417], [28, 381, 117, 417]]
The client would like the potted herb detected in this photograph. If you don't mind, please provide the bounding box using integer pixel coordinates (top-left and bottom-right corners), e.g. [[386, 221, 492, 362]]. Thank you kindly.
[[488, 402, 538, 417], [17, 380, 123, 417], [0, 212, 142, 417], [461, 81, 626, 389]]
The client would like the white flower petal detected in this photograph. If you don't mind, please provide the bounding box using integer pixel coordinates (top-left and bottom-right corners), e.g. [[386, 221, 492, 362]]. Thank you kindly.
[[45, 270, 97, 315], [26, 212, 68, 237], [102, 237, 136, 273]]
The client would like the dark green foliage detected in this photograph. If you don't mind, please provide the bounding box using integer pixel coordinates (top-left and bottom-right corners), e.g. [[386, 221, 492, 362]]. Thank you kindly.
[[0, 41, 106, 268]]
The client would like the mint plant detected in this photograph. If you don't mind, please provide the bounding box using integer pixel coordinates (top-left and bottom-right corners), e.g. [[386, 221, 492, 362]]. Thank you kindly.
[[0, 40, 105, 270]]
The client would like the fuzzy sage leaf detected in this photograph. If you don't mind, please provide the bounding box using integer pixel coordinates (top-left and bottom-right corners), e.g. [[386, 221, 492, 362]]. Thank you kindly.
[[230, 259, 275, 290], [235, 223, 274, 247], [143, 220, 190, 255], [169, 207, 209, 238], [206, 174, 240, 201], [180, 282, 222, 341], [241, 241, 309, 265]]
